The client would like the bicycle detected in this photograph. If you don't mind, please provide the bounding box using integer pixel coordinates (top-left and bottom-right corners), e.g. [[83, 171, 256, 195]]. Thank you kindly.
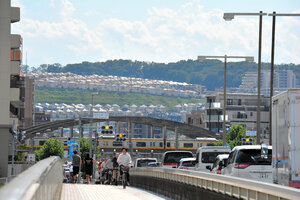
[[120, 165, 129, 189]]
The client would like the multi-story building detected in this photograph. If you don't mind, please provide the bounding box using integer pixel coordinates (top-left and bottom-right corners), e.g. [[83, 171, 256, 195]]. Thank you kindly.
[[205, 93, 270, 140], [186, 110, 205, 129], [0, 0, 21, 177]]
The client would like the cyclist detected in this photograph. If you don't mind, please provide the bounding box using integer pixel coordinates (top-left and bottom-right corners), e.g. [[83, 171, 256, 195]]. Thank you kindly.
[[117, 148, 132, 185], [112, 153, 119, 184]]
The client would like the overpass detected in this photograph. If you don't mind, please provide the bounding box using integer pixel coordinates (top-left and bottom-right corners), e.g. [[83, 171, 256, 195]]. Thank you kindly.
[[22, 116, 216, 139], [1, 157, 299, 200]]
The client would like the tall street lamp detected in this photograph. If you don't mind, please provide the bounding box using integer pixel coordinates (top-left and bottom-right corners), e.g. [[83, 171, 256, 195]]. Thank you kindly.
[[223, 11, 267, 145], [268, 12, 300, 145], [198, 55, 254, 145]]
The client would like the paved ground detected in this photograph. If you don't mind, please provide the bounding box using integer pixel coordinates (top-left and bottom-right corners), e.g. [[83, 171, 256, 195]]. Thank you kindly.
[[60, 184, 168, 200]]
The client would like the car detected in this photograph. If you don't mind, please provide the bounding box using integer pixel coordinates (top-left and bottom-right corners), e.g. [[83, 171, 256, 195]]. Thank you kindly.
[[162, 151, 194, 168], [195, 146, 231, 172], [178, 157, 196, 170], [208, 154, 229, 174], [223, 145, 272, 183], [135, 158, 158, 167]]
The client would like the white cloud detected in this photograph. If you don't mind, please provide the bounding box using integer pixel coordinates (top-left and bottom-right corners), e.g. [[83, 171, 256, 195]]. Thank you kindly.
[[12, 0, 300, 65]]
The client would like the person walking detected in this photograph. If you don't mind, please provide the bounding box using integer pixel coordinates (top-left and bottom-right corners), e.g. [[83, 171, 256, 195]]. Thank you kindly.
[[71, 150, 81, 183], [112, 153, 119, 183], [84, 153, 93, 184]]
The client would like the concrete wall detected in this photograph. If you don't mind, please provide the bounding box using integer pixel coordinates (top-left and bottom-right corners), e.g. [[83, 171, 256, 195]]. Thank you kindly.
[[7, 163, 34, 177], [131, 175, 236, 200]]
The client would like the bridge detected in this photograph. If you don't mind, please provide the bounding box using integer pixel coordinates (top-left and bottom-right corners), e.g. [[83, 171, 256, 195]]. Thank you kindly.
[[23, 116, 216, 139], [0, 156, 299, 200]]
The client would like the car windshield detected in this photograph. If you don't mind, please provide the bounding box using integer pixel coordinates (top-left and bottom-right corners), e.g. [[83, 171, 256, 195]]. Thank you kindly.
[[137, 159, 157, 167], [201, 152, 229, 163], [164, 152, 193, 164], [236, 149, 272, 165], [182, 160, 196, 167]]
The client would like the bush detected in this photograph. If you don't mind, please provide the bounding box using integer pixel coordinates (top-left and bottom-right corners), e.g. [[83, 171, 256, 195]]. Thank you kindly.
[[35, 138, 64, 161]]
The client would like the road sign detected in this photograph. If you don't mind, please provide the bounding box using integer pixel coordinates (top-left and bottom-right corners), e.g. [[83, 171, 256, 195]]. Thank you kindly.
[[246, 131, 256, 136], [68, 140, 79, 159], [93, 113, 109, 119], [28, 154, 35, 162]]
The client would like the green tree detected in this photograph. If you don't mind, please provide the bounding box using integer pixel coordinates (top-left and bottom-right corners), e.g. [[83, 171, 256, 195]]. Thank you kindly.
[[35, 138, 64, 161], [17, 144, 27, 161], [226, 124, 247, 148]]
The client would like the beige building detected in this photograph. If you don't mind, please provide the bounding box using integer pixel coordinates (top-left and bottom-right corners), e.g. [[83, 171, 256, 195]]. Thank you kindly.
[[0, 0, 21, 177], [186, 110, 205, 129], [205, 93, 270, 139]]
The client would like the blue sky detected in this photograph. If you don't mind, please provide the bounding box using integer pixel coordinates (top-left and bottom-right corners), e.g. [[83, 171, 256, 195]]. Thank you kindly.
[[12, 0, 300, 67]]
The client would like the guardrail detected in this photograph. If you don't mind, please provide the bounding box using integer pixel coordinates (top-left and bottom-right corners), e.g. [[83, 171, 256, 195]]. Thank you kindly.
[[0, 156, 63, 200], [131, 168, 300, 200]]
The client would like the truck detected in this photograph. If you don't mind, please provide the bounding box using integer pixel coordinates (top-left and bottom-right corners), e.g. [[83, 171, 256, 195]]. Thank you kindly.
[[272, 89, 300, 188]]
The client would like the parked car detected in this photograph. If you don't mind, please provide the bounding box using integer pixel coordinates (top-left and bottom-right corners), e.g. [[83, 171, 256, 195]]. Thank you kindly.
[[178, 157, 196, 170], [135, 158, 158, 167], [223, 145, 272, 183], [208, 154, 229, 174], [162, 151, 194, 168], [195, 146, 231, 172]]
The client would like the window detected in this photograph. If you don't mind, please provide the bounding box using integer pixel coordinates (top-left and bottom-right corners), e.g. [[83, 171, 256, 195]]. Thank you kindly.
[[112, 141, 123, 147], [137, 159, 157, 167], [250, 112, 253, 117], [136, 142, 146, 147], [236, 149, 272, 165], [228, 151, 237, 164], [184, 143, 193, 148], [167, 142, 170, 147], [227, 99, 233, 105], [238, 99, 242, 105], [159, 142, 163, 147], [163, 152, 193, 164], [201, 152, 230, 163], [182, 160, 196, 167], [39, 141, 46, 146]]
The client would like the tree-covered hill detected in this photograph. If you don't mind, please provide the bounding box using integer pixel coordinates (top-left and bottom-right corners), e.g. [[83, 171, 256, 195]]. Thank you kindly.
[[32, 60, 300, 91]]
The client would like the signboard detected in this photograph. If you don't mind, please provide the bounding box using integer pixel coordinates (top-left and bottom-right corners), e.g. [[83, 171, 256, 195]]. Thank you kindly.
[[246, 131, 256, 136], [93, 113, 109, 119], [68, 140, 79, 159]]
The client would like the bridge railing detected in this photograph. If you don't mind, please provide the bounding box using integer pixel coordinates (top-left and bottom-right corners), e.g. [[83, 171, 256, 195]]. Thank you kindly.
[[0, 156, 63, 200], [131, 167, 300, 200]]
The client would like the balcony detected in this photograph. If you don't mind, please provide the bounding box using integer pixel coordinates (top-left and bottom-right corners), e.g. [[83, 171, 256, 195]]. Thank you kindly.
[[205, 115, 228, 122], [11, 34, 22, 49], [10, 7, 20, 23], [205, 102, 221, 109], [10, 75, 24, 88], [11, 49, 22, 62]]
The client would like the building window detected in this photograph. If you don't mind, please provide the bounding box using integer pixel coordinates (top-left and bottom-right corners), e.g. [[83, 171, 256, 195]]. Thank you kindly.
[[250, 112, 253, 117], [227, 99, 233, 105], [238, 99, 242, 105]]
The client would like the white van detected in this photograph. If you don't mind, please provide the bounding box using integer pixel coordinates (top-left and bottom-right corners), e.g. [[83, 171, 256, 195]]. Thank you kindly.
[[223, 145, 272, 183], [162, 151, 194, 168], [195, 146, 231, 172]]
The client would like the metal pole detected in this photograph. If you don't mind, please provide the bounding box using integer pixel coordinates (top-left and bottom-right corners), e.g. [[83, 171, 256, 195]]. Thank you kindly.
[[89, 95, 94, 157], [11, 132, 15, 176], [257, 11, 263, 145], [175, 127, 179, 150], [269, 11, 276, 145], [223, 55, 227, 145], [78, 117, 81, 154]]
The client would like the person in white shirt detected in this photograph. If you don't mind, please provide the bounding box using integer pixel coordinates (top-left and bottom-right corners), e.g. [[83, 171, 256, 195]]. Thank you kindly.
[[117, 148, 132, 184]]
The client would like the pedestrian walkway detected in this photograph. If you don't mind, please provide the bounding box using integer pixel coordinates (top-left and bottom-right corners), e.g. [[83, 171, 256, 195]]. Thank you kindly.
[[60, 184, 168, 200]]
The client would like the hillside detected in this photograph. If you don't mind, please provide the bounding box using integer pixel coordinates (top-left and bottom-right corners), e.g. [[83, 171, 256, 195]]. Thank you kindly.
[[32, 60, 300, 91]]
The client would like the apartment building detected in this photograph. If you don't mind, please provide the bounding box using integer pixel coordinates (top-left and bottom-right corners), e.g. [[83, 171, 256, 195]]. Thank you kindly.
[[205, 93, 270, 139], [0, 0, 21, 177]]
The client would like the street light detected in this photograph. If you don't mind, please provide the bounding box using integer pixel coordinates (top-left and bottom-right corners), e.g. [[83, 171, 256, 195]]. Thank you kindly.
[[198, 55, 254, 145], [268, 12, 300, 145], [223, 11, 267, 144], [89, 92, 98, 165]]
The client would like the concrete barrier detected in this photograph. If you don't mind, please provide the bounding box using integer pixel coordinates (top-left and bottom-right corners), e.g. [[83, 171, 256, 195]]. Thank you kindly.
[[131, 168, 300, 200], [0, 156, 63, 200]]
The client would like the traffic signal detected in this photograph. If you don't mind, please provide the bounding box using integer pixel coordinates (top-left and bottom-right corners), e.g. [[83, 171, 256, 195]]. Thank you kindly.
[[115, 133, 126, 141], [24, 152, 28, 161], [242, 138, 254, 145], [101, 125, 113, 134]]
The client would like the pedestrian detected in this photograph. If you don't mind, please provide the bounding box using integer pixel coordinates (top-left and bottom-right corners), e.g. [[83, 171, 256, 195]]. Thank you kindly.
[[112, 153, 119, 182], [71, 150, 81, 183], [84, 153, 93, 184]]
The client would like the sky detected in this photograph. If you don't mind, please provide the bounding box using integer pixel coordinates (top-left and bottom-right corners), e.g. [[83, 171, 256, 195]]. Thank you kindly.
[[11, 0, 300, 67]]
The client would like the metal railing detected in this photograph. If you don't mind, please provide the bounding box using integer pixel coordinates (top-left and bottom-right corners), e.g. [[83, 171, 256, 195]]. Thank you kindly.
[[0, 156, 63, 200], [131, 168, 300, 200]]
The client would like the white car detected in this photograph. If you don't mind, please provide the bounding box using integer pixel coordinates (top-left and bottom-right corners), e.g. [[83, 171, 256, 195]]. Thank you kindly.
[[209, 154, 229, 174], [135, 158, 157, 167], [195, 146, 231, 172], [223, 145, 272, 183], [178, 158, 196, 170]]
